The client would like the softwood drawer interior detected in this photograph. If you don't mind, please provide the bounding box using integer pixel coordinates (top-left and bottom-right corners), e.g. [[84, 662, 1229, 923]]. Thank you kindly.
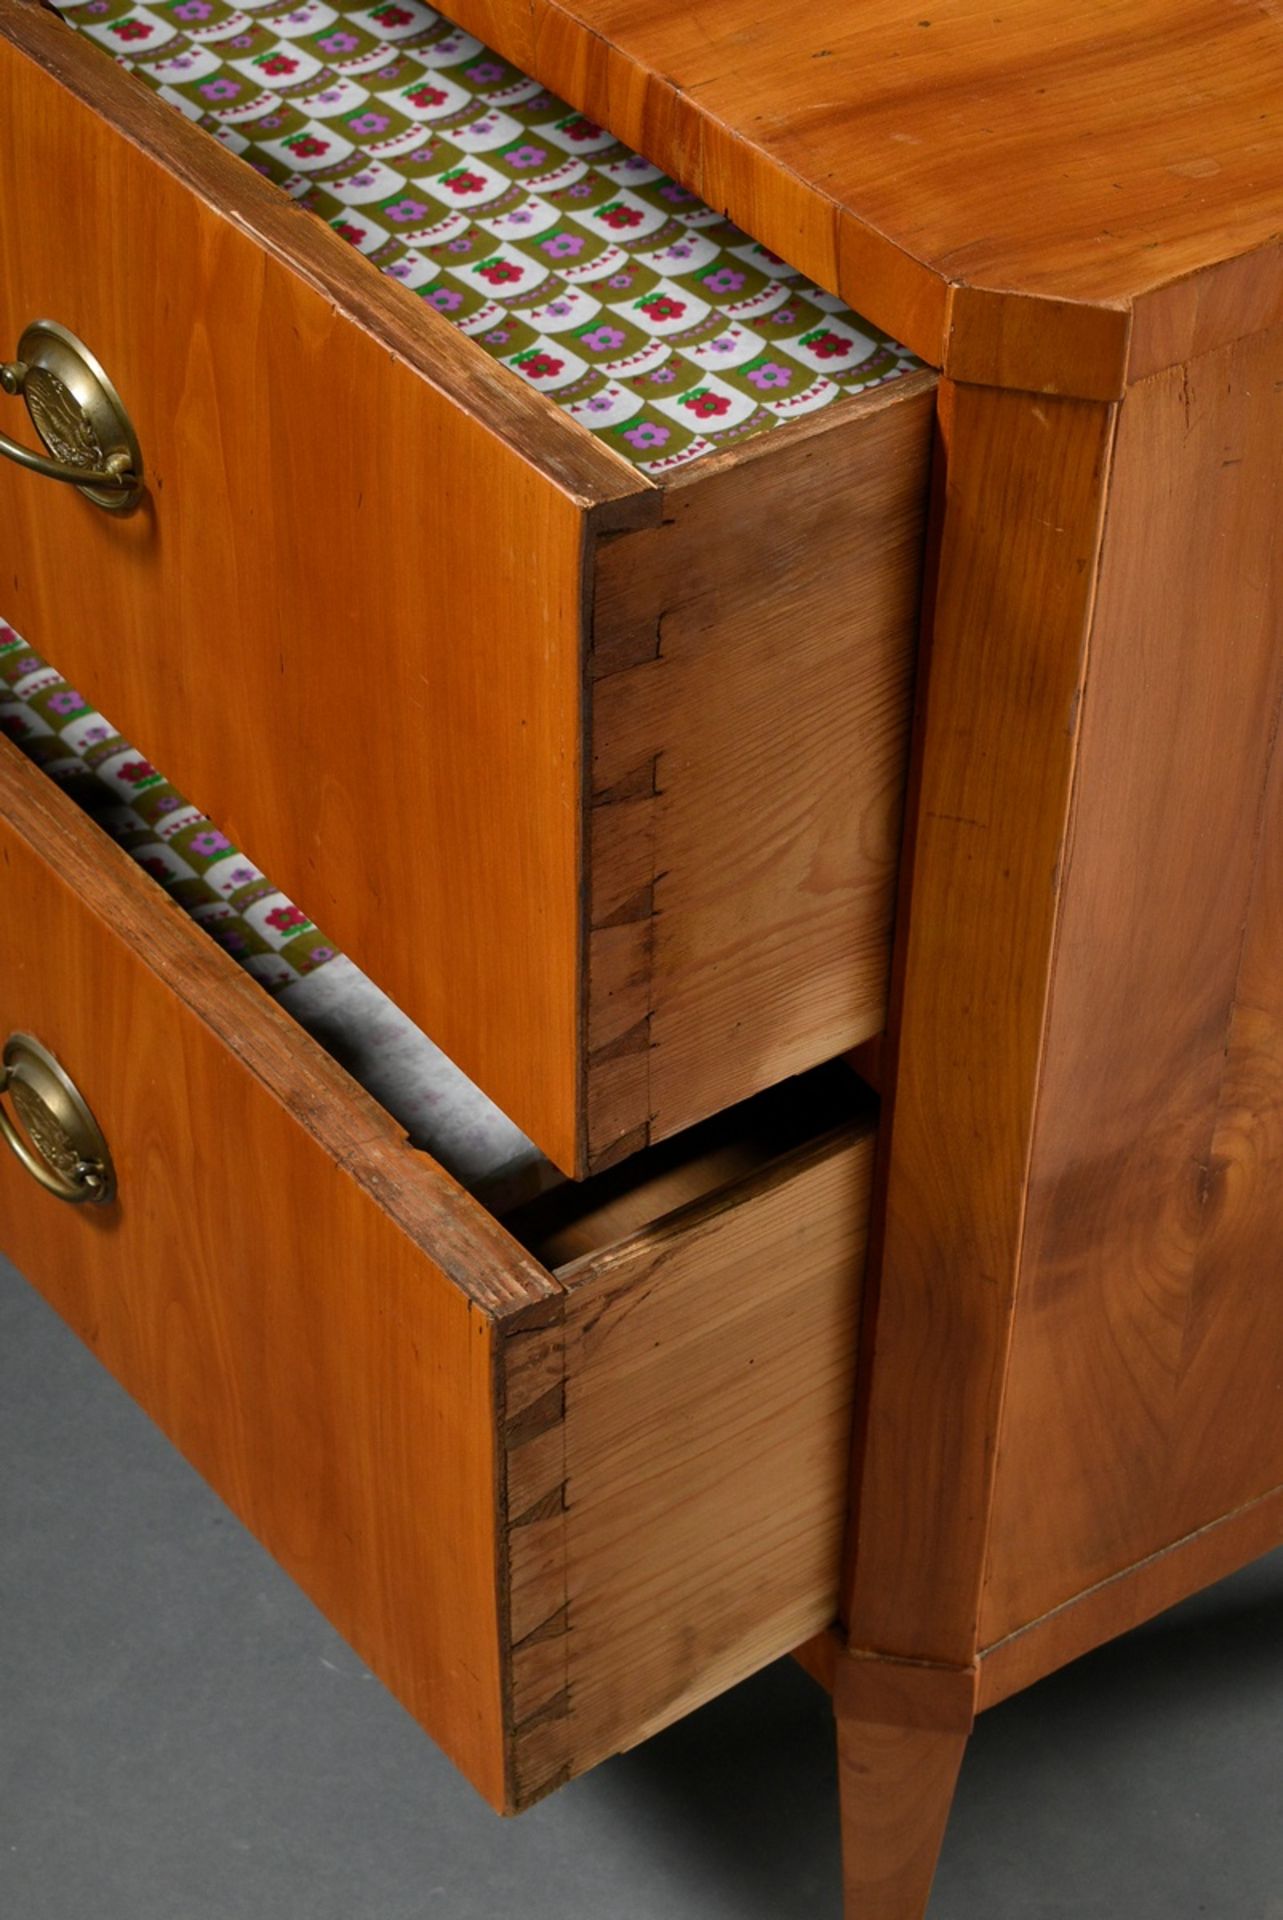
[[0, 642, 876, 1811], [0, 0, 936, 1175]]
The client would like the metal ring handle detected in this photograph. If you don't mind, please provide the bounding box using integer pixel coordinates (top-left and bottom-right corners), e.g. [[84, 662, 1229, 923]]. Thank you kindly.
[[0, 412, 136, 492], [0, 321, 143, 514], [0, 1034, 116, 1205]]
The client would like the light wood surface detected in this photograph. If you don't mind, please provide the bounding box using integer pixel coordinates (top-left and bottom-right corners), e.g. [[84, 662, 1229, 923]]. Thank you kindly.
[[979, 326, 1283, 1644], [0, 0, 651, 1175], [501, 1127, 874, 1805], [841, 381, 1117, 1668], [587, 375, 934, 1166], [0, 739, 557, 1810], [444, 0, 1283, 395]]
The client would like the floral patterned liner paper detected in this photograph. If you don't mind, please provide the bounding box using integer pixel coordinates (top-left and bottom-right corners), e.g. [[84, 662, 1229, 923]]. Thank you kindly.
[[0, 622, 554, 1201], [58, 0, 921, 473]]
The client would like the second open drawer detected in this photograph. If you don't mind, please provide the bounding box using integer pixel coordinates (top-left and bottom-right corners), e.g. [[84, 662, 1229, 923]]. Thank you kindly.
[[0, 0, 935, 1174], [0, 728, 875, 1813]]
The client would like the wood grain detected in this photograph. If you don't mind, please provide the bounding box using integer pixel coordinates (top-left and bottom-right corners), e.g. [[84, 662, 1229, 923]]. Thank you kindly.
[[835, 1657, 974, 1920], [0, 0, 654, 1175], [502, 1127, 875, 1805], [978, 1481, 1283, 1712], [842, 381, 1118, 1667], [587, 374, 935, 1165], [0, 738, 558, 1810], [443, 0, 1283, 395], [979, 327, 1283, 1645]]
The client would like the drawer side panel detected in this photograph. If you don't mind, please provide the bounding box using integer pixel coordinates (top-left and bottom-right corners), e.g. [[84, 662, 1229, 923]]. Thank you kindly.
[[502, 1125, 873, 1805], [588, 376, 935, 1164]]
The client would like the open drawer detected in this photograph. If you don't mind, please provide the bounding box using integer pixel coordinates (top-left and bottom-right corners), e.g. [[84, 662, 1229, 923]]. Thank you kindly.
[[0, 0, 935, 1175], [0, 730, 874, 1812]]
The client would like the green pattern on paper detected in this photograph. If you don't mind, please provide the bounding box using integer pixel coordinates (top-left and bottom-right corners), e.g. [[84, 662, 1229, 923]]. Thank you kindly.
[[57, 0, 920, 471], [0, 624, 340, 997]]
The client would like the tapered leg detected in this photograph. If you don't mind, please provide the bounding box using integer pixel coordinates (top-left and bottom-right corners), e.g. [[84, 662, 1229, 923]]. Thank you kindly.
[[835, 1658, 974, 1920]]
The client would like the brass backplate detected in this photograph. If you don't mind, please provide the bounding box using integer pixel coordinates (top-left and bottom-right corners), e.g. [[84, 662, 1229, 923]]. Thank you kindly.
[[17, 320, 143, 513]]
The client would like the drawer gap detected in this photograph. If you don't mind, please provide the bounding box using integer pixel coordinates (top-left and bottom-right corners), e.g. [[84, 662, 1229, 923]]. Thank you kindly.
[[2, 615, 874, 1264]]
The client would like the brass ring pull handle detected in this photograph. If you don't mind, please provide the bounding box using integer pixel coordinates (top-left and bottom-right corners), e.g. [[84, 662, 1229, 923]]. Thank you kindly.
[[0, 321, 144, 514], [0, 1033, 117, 1205]]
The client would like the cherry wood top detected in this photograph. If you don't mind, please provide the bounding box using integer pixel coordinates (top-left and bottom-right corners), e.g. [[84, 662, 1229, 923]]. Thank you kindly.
[[451, 0, 1283, 396]]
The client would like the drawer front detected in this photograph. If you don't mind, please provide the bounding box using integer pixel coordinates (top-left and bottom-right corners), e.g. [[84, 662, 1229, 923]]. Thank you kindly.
[[0, 1, 933, 1179], [0, 738, 556, 1810], [0, 0, 649, 1174], [0, 737, 874, 1809]]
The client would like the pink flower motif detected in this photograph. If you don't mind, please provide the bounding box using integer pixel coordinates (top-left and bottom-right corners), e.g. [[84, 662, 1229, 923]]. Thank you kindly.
[[702, 266, 745, 294], [426, 286, 464, 311], [541, 232, 583, 259], [383, 197, 428, 223], [190, 829, 232, 857], [348, 111, 391, 135], [47, 690, 86, 715], [660, 181, 692, 202], [316, 28, 358, 51], [506, 143, 547, 169], [622, 420, 669, 450], [172, 0, 211, 18], [466, 60, 504, 82], [747, 360, 792, 390], [581, 323, 625, 353]]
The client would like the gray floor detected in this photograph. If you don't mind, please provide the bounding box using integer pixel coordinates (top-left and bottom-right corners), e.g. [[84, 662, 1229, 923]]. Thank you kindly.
[[1, 1250, 1280, 1920]]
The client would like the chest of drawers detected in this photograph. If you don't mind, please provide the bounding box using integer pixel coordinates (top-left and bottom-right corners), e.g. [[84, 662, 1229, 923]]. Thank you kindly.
[[3, 0, 1283, 1913]]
